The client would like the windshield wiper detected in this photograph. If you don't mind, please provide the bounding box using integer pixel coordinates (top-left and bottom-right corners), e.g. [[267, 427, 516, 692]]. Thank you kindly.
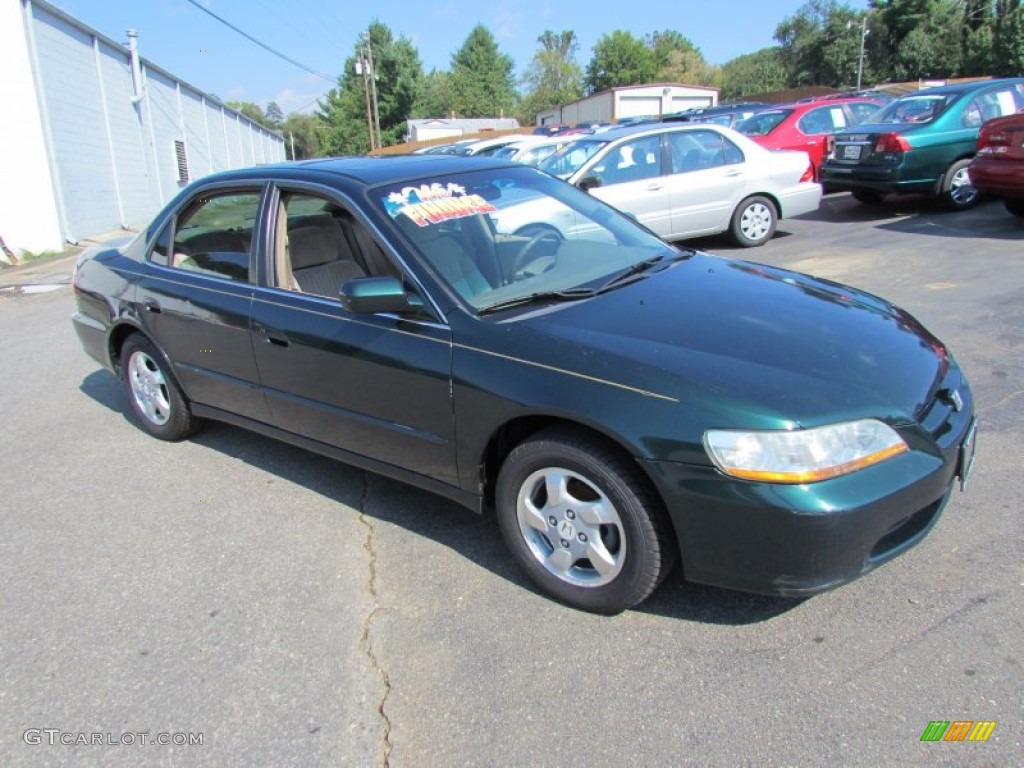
[[595, 251, 690, 293], [477, 288, 596, 315]]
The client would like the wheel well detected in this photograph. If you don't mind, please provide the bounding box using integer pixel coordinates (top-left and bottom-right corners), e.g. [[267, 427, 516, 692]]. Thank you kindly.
[[741, 193, 780, 217], [108, 324, 141, 372], [480, 416, 646, 509]]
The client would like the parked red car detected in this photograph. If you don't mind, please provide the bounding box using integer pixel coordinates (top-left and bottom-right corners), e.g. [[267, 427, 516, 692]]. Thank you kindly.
[[735, 98, 886, 179], [968, 111, 1024, 218]]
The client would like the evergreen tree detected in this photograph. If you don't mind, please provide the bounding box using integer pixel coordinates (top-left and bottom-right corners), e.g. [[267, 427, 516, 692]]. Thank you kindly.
[[318, 21, 423, 155], [448, 26, 517, 117]]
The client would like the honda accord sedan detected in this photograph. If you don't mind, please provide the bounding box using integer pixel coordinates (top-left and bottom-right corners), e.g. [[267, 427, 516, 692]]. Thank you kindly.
[[73, 155, 976, 614]]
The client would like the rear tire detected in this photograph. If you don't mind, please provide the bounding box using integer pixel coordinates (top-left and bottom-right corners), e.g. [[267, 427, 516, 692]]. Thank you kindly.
[[852, 190, 886, 205], [729, 195, 777, 247], [495, 427, 677, 614], [1005, 199, 1024, 218], [121, 334, 201, 441], [940, 159, 979, 210]]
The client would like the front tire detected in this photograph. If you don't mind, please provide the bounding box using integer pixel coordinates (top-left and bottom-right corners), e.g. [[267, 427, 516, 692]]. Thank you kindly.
[[495, 427, 676, 614], [940, 158, 979, 210], [729, 195, 777, 247], [121, 334, 200, 441]]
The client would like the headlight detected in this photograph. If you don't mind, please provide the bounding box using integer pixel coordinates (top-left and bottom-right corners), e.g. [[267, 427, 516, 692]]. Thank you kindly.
[[704, 419, 908, 484]]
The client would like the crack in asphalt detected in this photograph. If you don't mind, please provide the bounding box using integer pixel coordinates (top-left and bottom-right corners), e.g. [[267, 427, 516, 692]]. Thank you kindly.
[[357, 472, 393, 767]]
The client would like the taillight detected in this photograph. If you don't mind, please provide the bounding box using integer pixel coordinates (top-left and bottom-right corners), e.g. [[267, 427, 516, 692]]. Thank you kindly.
[[977, 126, 1010, 155], [874, 133, 911, 153], [799, 165, 814, 183]]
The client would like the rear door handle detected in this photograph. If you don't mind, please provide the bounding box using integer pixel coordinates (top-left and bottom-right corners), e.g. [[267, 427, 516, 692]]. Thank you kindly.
[[645, 183, 664, 191], [725, 169, 742, 177], [143, 297, 162, 313]]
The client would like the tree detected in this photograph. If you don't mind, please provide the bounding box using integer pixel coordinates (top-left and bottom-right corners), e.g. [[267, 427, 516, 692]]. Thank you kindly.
[[868, 0, 963, 81], [318, 21, 424, 155], [774, 0, 868, 87], [720, 48, 788, 99], [448, 25, 517, 117], [264, 101, 284, 129], [281, 113, 326, 159], [226, 101, 275, 129], [584, 31, 657, 94], [518, 30, 584, 124], [647, 29, 721, 86], [993, 0, 1024, 76], [412, 69, 455, 118]]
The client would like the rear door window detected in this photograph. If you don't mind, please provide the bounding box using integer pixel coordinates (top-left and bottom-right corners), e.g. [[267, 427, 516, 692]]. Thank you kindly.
[[171, 192, 261, 281]]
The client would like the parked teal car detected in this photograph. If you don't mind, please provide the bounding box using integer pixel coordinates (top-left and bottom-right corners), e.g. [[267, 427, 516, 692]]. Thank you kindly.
[[821, 78, 1024, 209]]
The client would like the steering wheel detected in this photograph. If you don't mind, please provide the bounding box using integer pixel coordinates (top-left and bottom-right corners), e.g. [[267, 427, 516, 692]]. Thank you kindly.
[[511, 229, 561, 281]]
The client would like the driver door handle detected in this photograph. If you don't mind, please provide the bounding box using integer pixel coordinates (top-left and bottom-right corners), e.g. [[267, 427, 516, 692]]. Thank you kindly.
[[255, 323, 289, 348], [645, 183, 664, 191]]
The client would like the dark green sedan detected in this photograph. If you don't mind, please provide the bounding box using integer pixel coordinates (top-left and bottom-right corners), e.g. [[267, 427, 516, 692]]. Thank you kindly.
[[72, 156, 976, 614], [821, 78, 1024, 209]]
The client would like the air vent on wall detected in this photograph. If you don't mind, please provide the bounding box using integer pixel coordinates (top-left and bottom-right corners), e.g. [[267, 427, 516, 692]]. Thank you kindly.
[[173, 139, 189, 183]]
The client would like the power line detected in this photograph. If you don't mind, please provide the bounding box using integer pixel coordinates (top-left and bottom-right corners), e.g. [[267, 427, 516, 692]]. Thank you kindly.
[[183, 0, 334, 82]]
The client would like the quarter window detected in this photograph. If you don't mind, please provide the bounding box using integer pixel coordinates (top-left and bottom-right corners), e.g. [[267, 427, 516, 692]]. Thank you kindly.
[[170, 192, 261, 281], [148, 222, 172, 266]]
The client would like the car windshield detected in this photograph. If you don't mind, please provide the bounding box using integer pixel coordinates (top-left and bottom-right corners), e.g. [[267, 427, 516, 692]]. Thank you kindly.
[[375, 166, 680, 312], [735, 110, 792, 136], [873, 94, 957, 124], [538, 140, 609, 178]]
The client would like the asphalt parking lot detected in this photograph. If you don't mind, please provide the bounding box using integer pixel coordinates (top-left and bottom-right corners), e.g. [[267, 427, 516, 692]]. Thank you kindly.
[[0, 193, 1021, 767]]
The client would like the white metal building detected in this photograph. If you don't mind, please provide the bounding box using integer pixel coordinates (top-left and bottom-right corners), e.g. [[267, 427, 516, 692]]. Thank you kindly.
[[406, 118, 520, 143], [1, 0, 286, 255], [537, 83, 720, 126]]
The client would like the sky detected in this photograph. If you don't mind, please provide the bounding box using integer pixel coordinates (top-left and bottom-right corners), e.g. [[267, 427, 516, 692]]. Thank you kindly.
[[50, 0, 870, 115]]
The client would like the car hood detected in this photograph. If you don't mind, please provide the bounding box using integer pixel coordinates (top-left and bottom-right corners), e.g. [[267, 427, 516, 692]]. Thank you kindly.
[[508, 253, 948, 429]]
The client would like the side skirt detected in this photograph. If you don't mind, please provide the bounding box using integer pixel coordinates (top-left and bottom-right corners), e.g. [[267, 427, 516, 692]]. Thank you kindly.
[[191, 404, 483, 514]]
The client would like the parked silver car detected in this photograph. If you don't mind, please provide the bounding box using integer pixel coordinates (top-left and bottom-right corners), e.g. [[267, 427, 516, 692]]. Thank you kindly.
[[533, 123, 822, 246]]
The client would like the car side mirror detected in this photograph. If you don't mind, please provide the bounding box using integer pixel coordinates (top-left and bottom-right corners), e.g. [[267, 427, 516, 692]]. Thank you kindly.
[[339, 276, 422, 314], [577, 175, 603, 193]]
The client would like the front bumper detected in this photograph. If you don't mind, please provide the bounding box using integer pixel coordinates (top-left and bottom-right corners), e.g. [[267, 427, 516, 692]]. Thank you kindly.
[[641, 380, 975, 597]]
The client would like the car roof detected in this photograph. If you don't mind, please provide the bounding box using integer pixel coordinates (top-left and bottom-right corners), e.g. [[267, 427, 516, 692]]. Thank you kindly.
[[197, 155, 523, 188], [905, 77, 1024, 97]]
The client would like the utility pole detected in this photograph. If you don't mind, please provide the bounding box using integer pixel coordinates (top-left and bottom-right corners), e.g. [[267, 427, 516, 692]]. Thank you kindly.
[[855, 15, 870, 91], [289, 131, 295, 161], [356, 46, 375, 151], [364, 32, 382, 150]]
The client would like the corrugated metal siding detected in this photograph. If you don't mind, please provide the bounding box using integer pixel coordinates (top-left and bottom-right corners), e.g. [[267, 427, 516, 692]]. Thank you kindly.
[[145, 68, 184, 204], [96, 41, 158, 227], [31, 6, 120, 241], [25, 0, 285, 242]]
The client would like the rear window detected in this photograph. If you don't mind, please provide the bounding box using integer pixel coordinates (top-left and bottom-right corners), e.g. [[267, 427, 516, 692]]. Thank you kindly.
[[735, 110, 791, 137], [874, 94, 957, 124]]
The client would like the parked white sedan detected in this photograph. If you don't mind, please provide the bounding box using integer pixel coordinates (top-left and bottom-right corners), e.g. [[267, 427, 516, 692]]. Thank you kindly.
[[524, 123, 821, 246], [491, 137, 573, 167]]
